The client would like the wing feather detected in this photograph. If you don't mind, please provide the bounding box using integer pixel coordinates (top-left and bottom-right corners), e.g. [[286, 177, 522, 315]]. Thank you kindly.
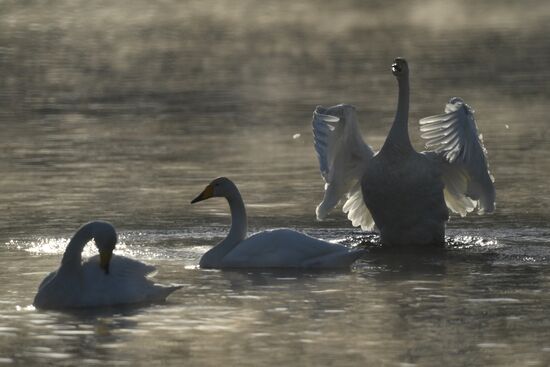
[[312, 104, 375, 227], [420, 97, 495, 215], [342, 182, 375, 230]]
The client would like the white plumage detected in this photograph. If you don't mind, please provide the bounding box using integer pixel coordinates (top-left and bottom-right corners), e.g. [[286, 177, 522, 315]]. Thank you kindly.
[[33, 221, 180, 310], [420, 97, 495, 215], [311, 58, 495, 246], [191, 177, 365, 269]]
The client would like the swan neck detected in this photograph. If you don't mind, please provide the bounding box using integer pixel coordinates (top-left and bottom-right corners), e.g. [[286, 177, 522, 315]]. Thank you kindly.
[[382, 76, 413, 154], [61, 224, 93, 269], [200, 187, 248, 267], [226, 190, 248, 244]]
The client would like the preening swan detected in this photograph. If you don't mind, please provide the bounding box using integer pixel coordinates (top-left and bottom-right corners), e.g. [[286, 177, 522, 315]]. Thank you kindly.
[[312, 57, 495, 247], [33, 221, 180, 310], [191, 177, 365, 269]]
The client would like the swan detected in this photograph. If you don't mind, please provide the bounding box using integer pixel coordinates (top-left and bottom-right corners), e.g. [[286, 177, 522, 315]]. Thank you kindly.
[[191, 177, 365, 269], [33, 221, 181, 310], [312, 57, 495, 247]]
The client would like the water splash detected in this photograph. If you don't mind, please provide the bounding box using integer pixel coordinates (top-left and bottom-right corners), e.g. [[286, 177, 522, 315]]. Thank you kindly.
[[446, 235, 500, 250]]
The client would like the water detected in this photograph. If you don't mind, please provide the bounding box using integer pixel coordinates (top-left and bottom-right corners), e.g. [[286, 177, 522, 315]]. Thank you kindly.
[[1, 0, 550, 365]]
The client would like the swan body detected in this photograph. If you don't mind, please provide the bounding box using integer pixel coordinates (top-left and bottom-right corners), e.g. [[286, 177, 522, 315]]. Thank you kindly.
[[219, 229, 363, 268], [312, 58, 495, 247], [34, 221, 180, 310], [362, 147, 448, 246], [191, 177, 365, 269]]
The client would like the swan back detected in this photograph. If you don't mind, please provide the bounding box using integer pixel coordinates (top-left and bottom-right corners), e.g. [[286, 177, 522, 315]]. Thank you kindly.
[[362, 151, 448, 246], [220, 229, 364, 269]]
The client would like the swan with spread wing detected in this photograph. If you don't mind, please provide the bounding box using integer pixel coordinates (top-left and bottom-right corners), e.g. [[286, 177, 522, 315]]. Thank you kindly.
[[312, 58, 495, 247]]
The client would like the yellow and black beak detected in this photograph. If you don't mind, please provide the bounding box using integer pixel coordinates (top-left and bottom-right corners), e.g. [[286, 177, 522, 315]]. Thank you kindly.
[[99, 250, 113, 274], [191, 184, 214, 204]]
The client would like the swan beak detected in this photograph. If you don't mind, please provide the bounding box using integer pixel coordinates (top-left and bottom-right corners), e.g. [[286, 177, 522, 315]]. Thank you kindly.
[[99, 250, 112, 274], [191, 184, 214, 204]]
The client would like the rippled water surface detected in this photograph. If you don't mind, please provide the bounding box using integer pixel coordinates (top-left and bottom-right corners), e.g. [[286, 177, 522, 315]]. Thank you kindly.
[[1, 1, 550, 366]]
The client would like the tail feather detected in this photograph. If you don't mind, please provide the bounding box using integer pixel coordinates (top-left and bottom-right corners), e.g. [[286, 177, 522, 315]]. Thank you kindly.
[[149, 284, 182, 303]]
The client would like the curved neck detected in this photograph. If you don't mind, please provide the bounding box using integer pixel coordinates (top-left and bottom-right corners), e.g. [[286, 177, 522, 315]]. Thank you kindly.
[[381, 76, 414, 154], [60, 223, 94, 270], [200, 187, 248, 267]]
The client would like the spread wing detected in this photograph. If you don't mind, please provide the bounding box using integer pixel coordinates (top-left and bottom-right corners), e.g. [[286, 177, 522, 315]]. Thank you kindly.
[[420, 97, 495, 216], [312, 104, 375, 230]]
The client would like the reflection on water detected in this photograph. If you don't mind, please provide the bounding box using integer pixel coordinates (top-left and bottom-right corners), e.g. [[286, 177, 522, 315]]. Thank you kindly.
[[1, 0, 550, 365]]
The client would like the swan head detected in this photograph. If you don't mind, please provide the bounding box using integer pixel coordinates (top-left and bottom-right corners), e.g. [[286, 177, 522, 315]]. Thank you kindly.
[[391, 57, 409, 79], [88, 221, 117, 274], [191, 177, 237, 203]]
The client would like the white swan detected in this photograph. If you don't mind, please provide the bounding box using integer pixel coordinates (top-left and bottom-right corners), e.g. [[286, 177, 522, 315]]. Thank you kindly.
[[191, 177, 365, 269], [33, 221, 180, 310], [312, 57, 495, 247]]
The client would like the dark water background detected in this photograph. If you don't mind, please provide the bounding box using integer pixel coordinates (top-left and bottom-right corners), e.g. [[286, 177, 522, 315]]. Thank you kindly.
[[1, 1, 550, 366]]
